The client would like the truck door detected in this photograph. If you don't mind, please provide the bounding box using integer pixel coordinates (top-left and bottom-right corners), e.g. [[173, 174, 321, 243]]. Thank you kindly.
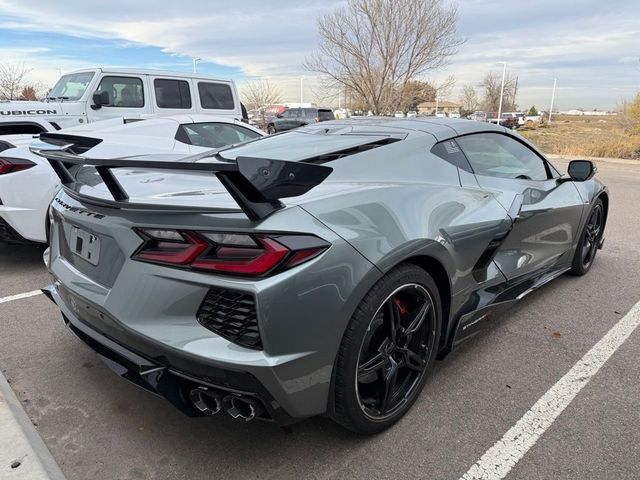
[[149, 77, 195, 115], [89, 75, 150, 121]]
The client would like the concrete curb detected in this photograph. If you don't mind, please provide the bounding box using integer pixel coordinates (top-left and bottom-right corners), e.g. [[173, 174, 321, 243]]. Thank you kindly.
[[0, 371, 66, 479]]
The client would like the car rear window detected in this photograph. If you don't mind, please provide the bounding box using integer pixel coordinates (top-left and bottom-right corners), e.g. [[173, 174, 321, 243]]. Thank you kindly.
[[318, 109, 334, 121], [198, 82, 234, 110]]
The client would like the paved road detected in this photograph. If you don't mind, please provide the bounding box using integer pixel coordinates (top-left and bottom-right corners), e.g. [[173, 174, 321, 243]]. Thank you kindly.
[[0, 158, 639, 480]]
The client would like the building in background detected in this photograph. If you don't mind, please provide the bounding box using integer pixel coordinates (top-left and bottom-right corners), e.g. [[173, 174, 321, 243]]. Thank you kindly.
[[417, 100, 461, 116]]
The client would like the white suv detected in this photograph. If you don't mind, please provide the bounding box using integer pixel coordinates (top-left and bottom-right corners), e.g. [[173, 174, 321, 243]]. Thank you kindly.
[[1, 68, 244, 135]]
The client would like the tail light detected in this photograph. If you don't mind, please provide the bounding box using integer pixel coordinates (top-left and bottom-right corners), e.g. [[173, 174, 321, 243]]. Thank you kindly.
[[0, 157, 35, 175], [132, 229, 330, 276]]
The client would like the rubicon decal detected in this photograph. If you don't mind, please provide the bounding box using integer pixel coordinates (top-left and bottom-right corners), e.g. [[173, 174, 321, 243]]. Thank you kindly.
[[0, 109, 58, 116]]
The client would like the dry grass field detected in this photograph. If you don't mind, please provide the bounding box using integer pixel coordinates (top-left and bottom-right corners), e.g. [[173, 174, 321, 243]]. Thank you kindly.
[[519, 115, 640, 159]]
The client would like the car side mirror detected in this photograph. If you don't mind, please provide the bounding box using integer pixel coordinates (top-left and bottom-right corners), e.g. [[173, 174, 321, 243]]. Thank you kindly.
[[276, 114, 283, 118], [91, 91, 109, 110], [567, 160, 596, 182]]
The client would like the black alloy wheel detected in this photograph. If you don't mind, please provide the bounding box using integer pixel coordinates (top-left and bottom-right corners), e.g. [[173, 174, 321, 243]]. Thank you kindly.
[[581, 204, 603, 268], [331, 264, 441, 434], [356, 283, 436, 419], [570, 198, 604, 275]]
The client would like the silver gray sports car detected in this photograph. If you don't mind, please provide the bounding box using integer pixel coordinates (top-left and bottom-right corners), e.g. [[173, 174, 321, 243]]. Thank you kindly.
[[36, 118, 608, 434]]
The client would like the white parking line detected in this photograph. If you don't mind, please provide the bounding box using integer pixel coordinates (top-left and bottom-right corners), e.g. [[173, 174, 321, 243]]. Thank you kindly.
[[460, 299, 640, 480], [0, 290, 43, 304]]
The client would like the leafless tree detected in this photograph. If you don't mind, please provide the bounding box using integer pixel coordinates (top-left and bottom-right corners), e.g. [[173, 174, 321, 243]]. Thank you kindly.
[[480, 71, 518, 112], [459, 84, 479, 115], [240, 79, 283, 128], [0, 63, 32, 100], [305, 0, 463, 114], [19, 85, 39, 101]]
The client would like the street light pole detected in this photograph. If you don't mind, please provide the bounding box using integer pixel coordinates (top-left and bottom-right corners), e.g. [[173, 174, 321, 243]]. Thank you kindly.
[[497, 61, 507, 123], [548, 78, 557, 125], [192, 58, 201, 73], [300, 77, 304, 104]]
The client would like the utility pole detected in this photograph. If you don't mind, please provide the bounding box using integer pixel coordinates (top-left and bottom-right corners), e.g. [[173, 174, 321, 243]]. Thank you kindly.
[[497, 61, 507, 121], [548, 78, 557, 125], [513, 75, 519, 110], [300, 77, 304, 104]]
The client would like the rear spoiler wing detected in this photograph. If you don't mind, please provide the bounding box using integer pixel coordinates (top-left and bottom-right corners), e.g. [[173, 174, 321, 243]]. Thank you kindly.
[[30, 140, 333, 221]]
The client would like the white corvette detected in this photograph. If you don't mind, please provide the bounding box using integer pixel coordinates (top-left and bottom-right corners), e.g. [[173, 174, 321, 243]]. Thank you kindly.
[[0, 115, 264, 244]]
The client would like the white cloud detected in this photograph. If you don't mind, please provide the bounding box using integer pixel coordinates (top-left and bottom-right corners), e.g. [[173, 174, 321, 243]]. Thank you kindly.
[[0, 0, 638, 108]]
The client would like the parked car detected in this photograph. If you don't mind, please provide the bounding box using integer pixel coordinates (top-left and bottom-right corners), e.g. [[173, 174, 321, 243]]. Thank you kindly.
[[504, 112, 526, 127], [448, 111, 461, 119], [0, 115, 264, 244], [39, 117, 607, 434], [0, 68, 244, 136], [394, 111, 405, 118], [486, 112, 518, 129], [468, 111, 486, 122], [435, 111, 447, 118], [406, 111, 417, 118], [266, 107, 334, 133]]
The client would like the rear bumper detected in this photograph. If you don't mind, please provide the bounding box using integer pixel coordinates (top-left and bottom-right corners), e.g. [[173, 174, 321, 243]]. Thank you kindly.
[[43, 284, 293, 424], [0, 216, 39, 244]]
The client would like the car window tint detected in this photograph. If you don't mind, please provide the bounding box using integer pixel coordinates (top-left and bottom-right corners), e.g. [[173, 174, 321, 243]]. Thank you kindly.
[[179, 123, 261, 148], [318, 109, 335, 121], [431, 139, 473, 172], [456, 133, 549, 180], [154, 79, 192, 109], [198, 82, 234, 110], [95, 76, 144, 108]]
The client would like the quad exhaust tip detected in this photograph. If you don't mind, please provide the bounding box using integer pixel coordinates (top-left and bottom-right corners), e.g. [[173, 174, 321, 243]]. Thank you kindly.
[[189, 387, 265, 421], [223, 394, 264, 422], [189, 387, 223, 416]]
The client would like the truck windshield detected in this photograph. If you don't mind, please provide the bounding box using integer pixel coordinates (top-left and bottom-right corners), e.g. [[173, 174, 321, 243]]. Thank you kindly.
[[48, 72, 95, 101]]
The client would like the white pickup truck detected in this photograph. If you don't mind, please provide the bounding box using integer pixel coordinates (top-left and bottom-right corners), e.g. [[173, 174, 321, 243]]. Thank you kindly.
[[0, 67, 244, 135]]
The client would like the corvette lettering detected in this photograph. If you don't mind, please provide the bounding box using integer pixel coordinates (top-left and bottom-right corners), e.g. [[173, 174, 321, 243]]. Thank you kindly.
[[0, 109, 58, 115], [54, 197, 104, 219]]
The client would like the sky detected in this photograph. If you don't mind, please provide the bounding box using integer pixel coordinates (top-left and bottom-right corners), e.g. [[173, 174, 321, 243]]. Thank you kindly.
[[0, 0, 637, 111]]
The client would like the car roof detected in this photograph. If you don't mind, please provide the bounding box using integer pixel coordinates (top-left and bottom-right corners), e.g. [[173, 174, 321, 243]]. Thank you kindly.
[[304, 117, 506, 141], [61, 115, 261, 136], [64, 68, 234, 83]]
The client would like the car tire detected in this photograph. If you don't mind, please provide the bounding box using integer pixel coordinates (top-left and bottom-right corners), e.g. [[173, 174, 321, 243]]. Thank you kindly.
[[569, 198, 604, 276], [331, 263, 442, 434], [267, 125, 276, 134]]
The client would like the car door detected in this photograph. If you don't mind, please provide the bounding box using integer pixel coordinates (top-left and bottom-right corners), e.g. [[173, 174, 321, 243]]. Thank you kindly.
[[150, 77, 194, 115], [286, 108, 302, 130], [456, 132, 585, 280], [274, 109, 292, 131], [92, 75, 150, 119]]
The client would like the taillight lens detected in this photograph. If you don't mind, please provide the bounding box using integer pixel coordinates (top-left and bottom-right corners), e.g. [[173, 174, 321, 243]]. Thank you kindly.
[[132, 229, 329, 276], [0, 157, 35, 175]]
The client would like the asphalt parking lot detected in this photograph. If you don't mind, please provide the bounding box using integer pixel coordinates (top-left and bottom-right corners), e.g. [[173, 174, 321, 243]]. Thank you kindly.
[[1, 157, 639, 480]]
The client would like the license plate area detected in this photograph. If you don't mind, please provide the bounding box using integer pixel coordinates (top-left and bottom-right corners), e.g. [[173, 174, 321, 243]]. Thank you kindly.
[[69, 226, 101, 265]]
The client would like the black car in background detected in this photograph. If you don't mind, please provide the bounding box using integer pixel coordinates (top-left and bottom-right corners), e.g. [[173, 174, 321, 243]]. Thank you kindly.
[[267, 107, 335, 133]]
